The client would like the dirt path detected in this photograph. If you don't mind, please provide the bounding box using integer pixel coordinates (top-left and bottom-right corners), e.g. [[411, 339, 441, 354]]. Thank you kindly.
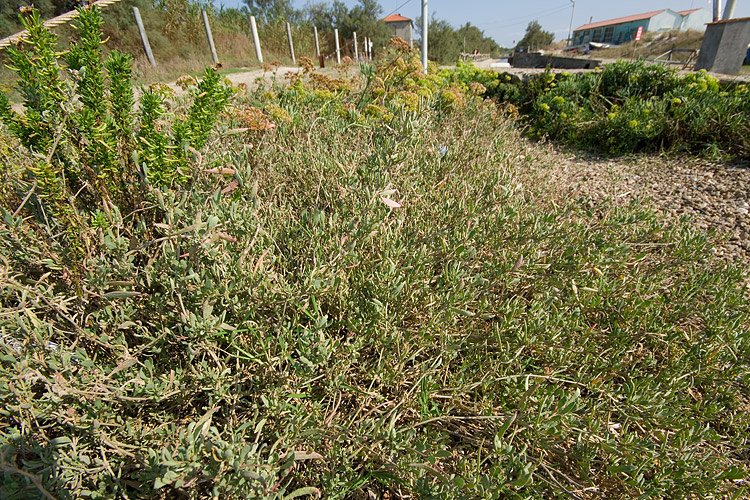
[[540, 144, 750, 265], [166, 66, 301, 95]]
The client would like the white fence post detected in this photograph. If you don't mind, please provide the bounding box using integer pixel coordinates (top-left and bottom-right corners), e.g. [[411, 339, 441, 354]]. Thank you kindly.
[[132, 7, 156, 67], [250, 16, 263, 63], [286, 22, 296, 64], [334, 28, 341, 64], [201, 10, 219, 64], [353, 32, 359, 62], [314, 26, 320, 58]]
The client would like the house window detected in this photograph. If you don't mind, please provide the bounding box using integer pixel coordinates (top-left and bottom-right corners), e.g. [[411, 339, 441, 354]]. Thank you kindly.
[[583, 30, 590, 42], [593, 29, 603, 42], [604, 26, 614, 43]]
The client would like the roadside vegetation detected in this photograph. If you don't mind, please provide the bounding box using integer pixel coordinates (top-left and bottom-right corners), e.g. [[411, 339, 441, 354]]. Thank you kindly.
[[448, 59, 750, 159], [1, 8, 749, 500]]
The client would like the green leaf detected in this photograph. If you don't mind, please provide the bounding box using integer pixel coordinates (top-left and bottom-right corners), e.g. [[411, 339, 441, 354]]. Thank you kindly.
[[283, 487, 321, 499], [104, 290, 141, 299]]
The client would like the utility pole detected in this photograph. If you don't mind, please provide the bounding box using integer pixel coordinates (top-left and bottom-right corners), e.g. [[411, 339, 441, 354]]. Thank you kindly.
[[567, 0, 575, 46], [723, 0, 738, 19], [421, 0, 428, 72]]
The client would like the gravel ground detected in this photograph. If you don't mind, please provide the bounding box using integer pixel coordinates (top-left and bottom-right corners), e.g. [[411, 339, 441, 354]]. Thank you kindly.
[[540, 145, 750, 266]]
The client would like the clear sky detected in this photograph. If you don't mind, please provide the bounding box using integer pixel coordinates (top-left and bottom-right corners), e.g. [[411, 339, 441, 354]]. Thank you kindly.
[[214, 0, 750, 47]]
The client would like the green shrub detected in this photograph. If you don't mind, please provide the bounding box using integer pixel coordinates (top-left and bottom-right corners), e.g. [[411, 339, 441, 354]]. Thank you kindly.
[[0, 7, 231, 271], [529, 62, 750, 158], [451, 60, 750, 159]]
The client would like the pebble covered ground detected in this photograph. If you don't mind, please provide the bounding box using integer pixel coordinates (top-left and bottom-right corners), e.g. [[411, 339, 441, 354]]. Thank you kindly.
[[540, 145, 750, 266]]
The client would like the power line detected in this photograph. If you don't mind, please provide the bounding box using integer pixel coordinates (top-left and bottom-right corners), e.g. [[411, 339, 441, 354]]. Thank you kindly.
[[476, 3, 571, 28], [385, 0, 416, 18]]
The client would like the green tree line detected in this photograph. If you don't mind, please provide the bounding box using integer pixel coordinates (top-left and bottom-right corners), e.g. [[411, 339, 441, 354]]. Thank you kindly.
[[417, 17, 503, 64]]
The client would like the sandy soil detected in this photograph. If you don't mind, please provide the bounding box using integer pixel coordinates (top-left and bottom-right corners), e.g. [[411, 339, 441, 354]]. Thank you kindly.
[[539, 144, 750, 266], [166, 66, 301, 95]]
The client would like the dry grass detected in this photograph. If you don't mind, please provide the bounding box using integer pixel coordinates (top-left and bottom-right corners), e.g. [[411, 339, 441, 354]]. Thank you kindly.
[[599, 29, 704, 60]]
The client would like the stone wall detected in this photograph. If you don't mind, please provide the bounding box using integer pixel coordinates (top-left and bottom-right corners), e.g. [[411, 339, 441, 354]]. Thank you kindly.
[[510, 53, 602, 69]]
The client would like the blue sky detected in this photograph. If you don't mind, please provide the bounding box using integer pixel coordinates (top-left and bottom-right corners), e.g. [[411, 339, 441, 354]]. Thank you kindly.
[[214, 1, 750, 47]]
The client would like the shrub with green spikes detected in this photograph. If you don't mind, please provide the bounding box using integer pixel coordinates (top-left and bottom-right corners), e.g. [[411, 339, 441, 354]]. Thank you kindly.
[[4, 10, 68, 156], [0, 6, 232, 277], [137, 88, 177, 187], [174, 66, 233, 154], [105, 50, 135, 138]]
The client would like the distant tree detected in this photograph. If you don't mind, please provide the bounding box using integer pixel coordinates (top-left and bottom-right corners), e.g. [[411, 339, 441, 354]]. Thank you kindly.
[[304, 1, 333, 29], [328, 0, 350, 28], [415, 15, 501, 64], [416, 15, 460, 64], [340, 0, 388, 45], [243, 0, 299, 24], [516, 20, 554, 50], [305, 0, 388, 55], [457, 22, 500, 57]]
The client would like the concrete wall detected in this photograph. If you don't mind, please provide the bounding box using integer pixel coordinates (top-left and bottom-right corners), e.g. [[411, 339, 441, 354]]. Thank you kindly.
[[574, 19, 650, 45], [695, 17, 750, 74], [573, 8, 711, 46], [614, 20, 650, 43], [680, 9, 712, 31], [511, 53, 602, 69], [386, 21, 412, 44], [650, 10, 681, 31]]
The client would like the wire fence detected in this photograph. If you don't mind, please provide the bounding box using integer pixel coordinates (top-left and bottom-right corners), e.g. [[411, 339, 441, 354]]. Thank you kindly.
[[1, 2, 375, 69]]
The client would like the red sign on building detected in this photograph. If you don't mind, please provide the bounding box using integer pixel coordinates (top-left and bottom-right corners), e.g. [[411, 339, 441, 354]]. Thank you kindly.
[[635, 26, 643, 41]]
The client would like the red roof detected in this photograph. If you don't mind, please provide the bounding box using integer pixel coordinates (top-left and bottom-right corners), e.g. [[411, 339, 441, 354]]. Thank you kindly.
[[383, 13, 411, 23], [575, 9, 666, 31], [575, 8, 706, 32]]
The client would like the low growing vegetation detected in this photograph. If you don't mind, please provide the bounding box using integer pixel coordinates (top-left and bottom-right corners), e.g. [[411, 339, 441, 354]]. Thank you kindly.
[[1, 8, 749, 500]]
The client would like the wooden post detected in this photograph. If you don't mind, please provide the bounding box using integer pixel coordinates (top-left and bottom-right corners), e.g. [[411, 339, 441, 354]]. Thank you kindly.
[[250, 16, 263, 63], [286, 22, 296, 64], [353, 31, 358, 63], [201, 10, 219, 64], [132, 7, 155, 67], [334, 28, 341, 64], [313, 26, 320, 58]]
